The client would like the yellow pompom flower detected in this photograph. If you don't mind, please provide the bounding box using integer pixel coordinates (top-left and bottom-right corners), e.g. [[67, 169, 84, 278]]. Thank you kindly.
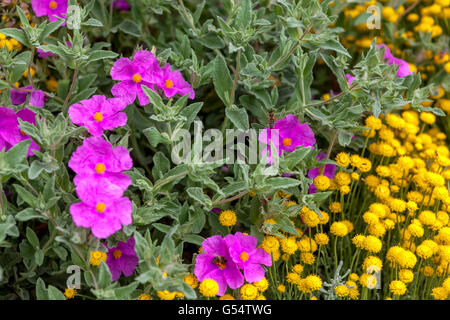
[[157, 290, 177, 300], [199, 279, 219, 297], [240, 284, 259, 300], [277, 284, 286, 293], [335, 152, 350, 167], [64, 288, 76, 299], [419, 112, 436, 124], [362, 256, 383, 272], [300, 252, 316, 265], [330, 222, 349, 237], [219, 294, 235, 300], [314, 233, 329, 246], [280, 236, 298, 255], [89, 251, 107, 267], [335, 172, 351, 186], [399, 269, 414, 284], [416, 244, 433, 259], [183, 274, 199, 289], [363, 236, 382, 253], [329, 202, 342, 213], [352, 234, 366, 248], [304, 275, 322, 292], [314, 175, 330, 191], [292, 264, 304, 275], [286, 272, 301, 285], [219, 210, 237, 227], [253, 277, 269, 292], [137, 293, 152, 300], [335, 285, 349, 298], [389, 280, 407, 296]]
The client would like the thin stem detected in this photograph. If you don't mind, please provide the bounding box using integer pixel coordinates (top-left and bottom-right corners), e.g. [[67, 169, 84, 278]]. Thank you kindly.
[[393, 0, 423, 36], [270, 25, 312, 69], [229, 49, 241, 107], [27, 47, 35, 89], [213, 190, 249, 205], [62, 68, 79, 113]]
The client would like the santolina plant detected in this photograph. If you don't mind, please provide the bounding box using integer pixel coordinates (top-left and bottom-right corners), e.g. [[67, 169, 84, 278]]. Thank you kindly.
[[0, 0, 449, 301]]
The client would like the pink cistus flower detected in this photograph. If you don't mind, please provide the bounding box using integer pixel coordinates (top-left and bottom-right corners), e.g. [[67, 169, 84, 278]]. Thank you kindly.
[[68, 95, 128, 137], [224, 232, 272, 283], [31, 0, 68, 22], [157, 63, 195, 99], [194, 235, 244, 296], [110, 50, 162, 106], [105, 236, 139, 281], [0, 106, 40, 157], [377, 44, 412, 78], [70, 177, 132, 239], [307, 152, 336, 194], [68, 136, 132, 190], [345, 73, 355, 85], [113, 0, 131, 11], [10, 86, 45, 107], [258, 114, 316, 163]]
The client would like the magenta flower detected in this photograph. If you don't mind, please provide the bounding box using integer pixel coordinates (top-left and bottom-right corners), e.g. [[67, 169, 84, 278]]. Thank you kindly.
[[37, 49, 55, 59], [0, 107, 22, 153], [70, 177, 132, 239], [307, 152, 336, 194], [113, 0, 131, 11], [377, 44, 412, 78], [0, 106, 40, 157], [258, 114, 316, 163], [110, 50, 162, 106], [10, 86, 45, 107], [224, 232, 271, 283], [69, 136, 132, 190], [68, 95, 128, 137], [31, 0, 68, 22], [345, 73, 355, 85], [157, 63, 195, 99], [105, 236, 139, 281], [194, 235, 244, 296]]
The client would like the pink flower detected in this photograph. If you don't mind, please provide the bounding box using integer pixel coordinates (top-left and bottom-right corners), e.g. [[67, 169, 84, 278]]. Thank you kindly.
[[345, 73, 355, 85], [113, 0, 131, 11], [194, 235, 244, 296], [0, 106, 40, 157], [258, 114, 316, 163], [110, 50, 162, 106], [31, 0, 68, 22], [10, 86, 45, 107], [307, 152, 336, 194], [70, 177, 132, 239], [68, 136, 132, 190], [377, 44, 412, 78], [157, 63, 195, 99], [68, 95, 128, 137], [224, 232, 271, 283], [105, 236, 138, 281]]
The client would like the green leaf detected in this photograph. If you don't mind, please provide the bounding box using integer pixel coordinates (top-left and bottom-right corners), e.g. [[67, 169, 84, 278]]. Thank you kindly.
[[143, 127, 170, 147], [225, 105, 249, 130], [26, 227, 40, 249], [0, 28, 29, 46], [116, 19, 142, 37], [82, 18, 104, 27], [15, 208, 43, 222], [5, 140, 31, 168], [182, 234, 205, 246], [213, 55, 233, 107], [265, 177, 301, 190], [235, 0, 252, 29], [186, 187, 212, 207], [98, 261, 112, 288], [47, 286, 66, 300], [13, 184, 37, 208], [35, 278, 48, 300]]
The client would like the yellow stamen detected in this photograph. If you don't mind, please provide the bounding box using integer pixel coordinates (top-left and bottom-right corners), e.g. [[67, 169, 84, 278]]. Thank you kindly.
[[113, 249, 122, 259], [240, 251, 249, 262], [95, 202, 106, 213], [95, 163, 106, 174], [93, 112, 103, 122], [282, 138, 292, 146], [49, 1, 58, 9], [165, 79, 174, 89], [132, 74, 142, 83]]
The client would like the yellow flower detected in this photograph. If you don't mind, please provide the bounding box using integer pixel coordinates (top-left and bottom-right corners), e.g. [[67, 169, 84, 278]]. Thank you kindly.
[[314, 175, 330, 191], [89, 251, 107, 267], [352, 234, 366, 248], [304, 274, 322, 292], [199, 279, 219, 297], [335, 152, 350, 167], [300, 252, 316, 265], [253, 277, 269, 292], [314, 233, 329, 246], [335, 172, 351, 186], [219, 294, 235, 300], [292, 264, 304, 275], [286, 272, 301, 285], [280, 236, 298, 255], [277, 284, 286, 293], [240, 284, 259, 300], [330, 222, 348, 237], [261, 236, 279, 254], [219, 210, 237, 227], [329, 202, 342, 213], [157, 290, 177, 300], [137, 293, 152, 300], [183, 274, 199, 289], [389, 280, 407, 296], [432, 287, 449, 300], [64, 288, 76, 299], [416, 244, 433, 259], [420, 112, 436, 124], [399, 269, 414, 283], [335, 285, 349, 298], [363, 235, 382, 253]]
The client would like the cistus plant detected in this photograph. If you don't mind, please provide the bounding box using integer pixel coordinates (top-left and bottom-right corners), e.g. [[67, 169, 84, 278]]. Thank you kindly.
[[0, 0, 448, 301]]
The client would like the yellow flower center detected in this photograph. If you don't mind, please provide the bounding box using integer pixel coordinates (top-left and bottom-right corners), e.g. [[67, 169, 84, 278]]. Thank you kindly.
[[93, 112, 103, 122], [282, 138, 292, 146], [240, 251, 249, 262], [95, 163, 106, 174], [165, 79, 174, 88], [49, 1, 58, 9], [113, 249, 122, 259], [95, 202, 106, 213], [132, 74, 142, 83]]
